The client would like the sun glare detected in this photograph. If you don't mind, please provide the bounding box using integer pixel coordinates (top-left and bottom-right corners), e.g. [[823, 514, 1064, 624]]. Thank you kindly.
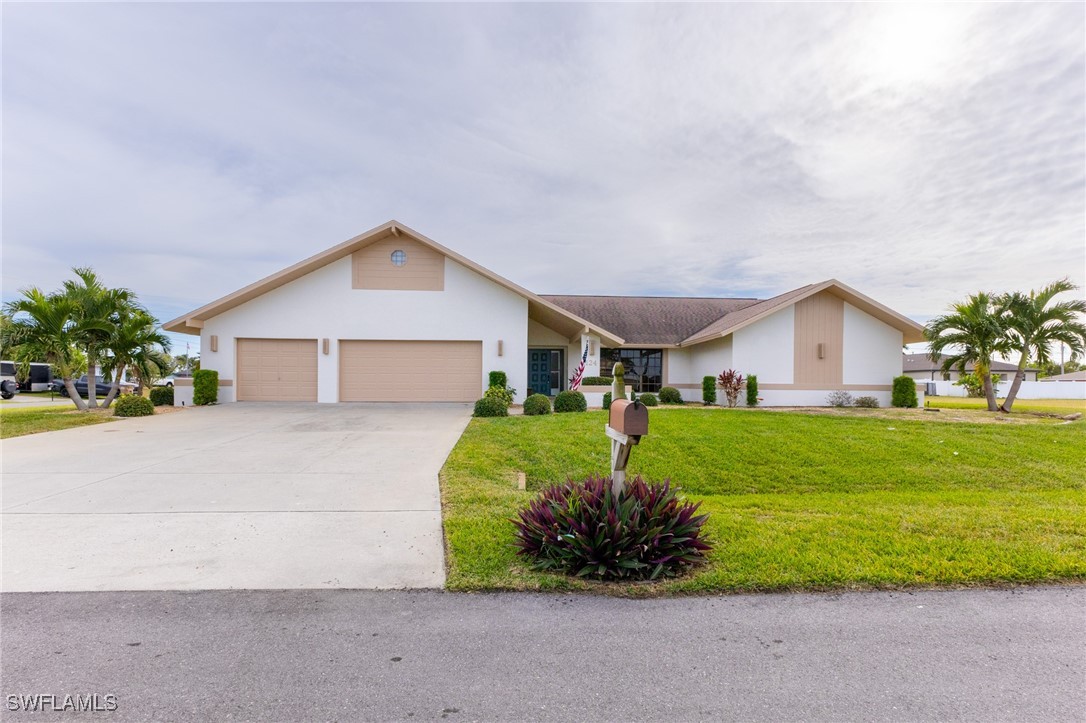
[[858, 4, 973, 87]]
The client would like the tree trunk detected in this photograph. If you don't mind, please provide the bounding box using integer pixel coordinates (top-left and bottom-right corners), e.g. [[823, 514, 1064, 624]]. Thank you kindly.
[[103, 382, 121, 408], [999, 348, 1029, 413], [63, 377, 88, 411], [981, 369, 994, 408], [86, 346, 98, 408]]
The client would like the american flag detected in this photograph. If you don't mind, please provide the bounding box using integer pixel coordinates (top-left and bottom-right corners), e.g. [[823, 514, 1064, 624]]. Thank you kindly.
[[569, 342, 588, 391]]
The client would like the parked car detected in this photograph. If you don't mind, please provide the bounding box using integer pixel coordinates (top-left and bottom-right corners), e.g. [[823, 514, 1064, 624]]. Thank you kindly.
[[52, 375, 136, 398], [1, 361, 18, 399], [154, 375, 178, 387]]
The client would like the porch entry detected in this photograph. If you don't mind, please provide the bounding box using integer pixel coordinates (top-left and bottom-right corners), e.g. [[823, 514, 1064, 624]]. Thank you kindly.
[[528, 349, 564, 396]]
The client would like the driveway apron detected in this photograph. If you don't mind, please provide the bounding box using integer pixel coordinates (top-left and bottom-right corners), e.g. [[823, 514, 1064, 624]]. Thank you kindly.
[[1, 403, 470, 591]]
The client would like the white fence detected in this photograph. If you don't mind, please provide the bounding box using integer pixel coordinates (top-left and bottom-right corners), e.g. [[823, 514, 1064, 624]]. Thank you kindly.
[[924, 380, 1086, 400]]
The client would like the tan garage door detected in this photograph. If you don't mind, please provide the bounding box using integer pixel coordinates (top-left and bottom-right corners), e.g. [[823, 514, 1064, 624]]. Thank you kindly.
[[340, 340, 482, 402], [236, 338, 318, 402]]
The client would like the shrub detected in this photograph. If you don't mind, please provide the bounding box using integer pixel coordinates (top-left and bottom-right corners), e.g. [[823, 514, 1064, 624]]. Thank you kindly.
[[954, 372, 998, 398], [702, 376, 717, 406], [826, 390, 854, 407], [716, 369, 745, 408], [892, 375, 919, 408], [553, 390, 587, 413], [473, 396, 508, 418], [639, 392, 658, 407], [658, 387, 683, 405], [523, 394, 551, 416], [488, 371, 508, 389], [603, 392, 612, 410], [512, 475, 712, 581], [484, 385, 514, 407], [854, 395, 880, 408], [581, 376, 611, 386], [192, 369, 218, 406], [746, 374, 759, 407], [149, 386, 174, 406], [114, 395, 154, 417]]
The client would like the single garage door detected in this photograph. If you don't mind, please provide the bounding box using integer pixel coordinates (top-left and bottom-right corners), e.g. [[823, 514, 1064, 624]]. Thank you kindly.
[[236, 338, 318, 402], [340, 340, 482, 402]]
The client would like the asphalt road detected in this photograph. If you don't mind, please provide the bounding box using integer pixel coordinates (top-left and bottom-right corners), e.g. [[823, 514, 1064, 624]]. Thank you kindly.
[[2, 587, 1082, 722]]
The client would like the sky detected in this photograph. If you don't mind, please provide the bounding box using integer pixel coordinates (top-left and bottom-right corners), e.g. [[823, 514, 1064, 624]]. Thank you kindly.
[[3, 3, 1084, 356]]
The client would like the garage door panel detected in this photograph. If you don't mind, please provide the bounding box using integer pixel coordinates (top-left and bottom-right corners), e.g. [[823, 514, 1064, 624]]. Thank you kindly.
[[237, 338, 318, 402], [340, 340, 482, 402]]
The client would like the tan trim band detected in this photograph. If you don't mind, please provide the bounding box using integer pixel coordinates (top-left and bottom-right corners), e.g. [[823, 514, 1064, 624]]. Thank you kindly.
[[759, 383, 892, 391], [173, 378, 233, 387]]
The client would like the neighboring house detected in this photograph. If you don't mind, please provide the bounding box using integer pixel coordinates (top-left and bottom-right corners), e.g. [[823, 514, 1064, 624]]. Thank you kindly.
[[902, 353, 1039, 383], [1039, 370, 1086, 382], [163, 221, 924, 407]]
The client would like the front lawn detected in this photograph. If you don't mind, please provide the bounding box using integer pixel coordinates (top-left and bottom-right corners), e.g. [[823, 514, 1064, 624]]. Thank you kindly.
[[925, 396, 1085, 416], [0, 405, 118, 438], [440, 408, 1086, 594]]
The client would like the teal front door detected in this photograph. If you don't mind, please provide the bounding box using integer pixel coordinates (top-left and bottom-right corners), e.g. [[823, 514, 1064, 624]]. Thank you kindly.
[[529, 350, 562, 395]]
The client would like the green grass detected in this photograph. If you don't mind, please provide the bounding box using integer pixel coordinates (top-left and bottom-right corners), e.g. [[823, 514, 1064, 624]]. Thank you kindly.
[[440, 408, 1086, 595], [0, 405, 118, 438], [925, 396, 1084, 416]]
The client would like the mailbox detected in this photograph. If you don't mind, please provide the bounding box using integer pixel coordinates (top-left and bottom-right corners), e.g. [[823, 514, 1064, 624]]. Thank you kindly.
[[609, 399, 649, 437]]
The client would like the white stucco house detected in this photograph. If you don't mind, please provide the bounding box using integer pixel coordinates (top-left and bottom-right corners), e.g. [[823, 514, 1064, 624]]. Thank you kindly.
[[164, 221, 924, 407]]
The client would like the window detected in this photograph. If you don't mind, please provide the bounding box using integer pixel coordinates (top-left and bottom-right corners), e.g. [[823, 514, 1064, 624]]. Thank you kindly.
[[600, 348, 663, 392], [390, 249, 407, 267]]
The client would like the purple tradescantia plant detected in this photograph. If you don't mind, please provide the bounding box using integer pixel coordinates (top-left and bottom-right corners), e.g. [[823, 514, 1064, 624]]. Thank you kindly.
[[511, 474, 712, 581]]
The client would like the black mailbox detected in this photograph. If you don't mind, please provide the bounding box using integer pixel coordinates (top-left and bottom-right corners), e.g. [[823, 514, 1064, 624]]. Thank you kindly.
[[609, 399, 649, 436]]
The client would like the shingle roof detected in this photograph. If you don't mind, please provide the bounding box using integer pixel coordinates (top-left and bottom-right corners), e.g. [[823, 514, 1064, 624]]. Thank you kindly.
[[540, 295, 760, 345], [681, 284, 818, 345], [903, 353, 1036, 373]]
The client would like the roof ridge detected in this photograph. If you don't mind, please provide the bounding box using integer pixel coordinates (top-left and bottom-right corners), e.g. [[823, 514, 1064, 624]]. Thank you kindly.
[[540, 294, 762, 300]]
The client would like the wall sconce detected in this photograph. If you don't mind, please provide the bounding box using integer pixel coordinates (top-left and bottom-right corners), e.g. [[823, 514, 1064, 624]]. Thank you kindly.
[[497, 339, 504, 357], [817, 342, 825, 359], [589, 339, 597, 355], [210, 335, 218, 353], [322, 338, 330, 355]]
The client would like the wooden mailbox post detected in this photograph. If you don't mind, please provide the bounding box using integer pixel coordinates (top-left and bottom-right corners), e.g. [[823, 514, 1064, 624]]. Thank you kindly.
[[606, 398, 649, 496]]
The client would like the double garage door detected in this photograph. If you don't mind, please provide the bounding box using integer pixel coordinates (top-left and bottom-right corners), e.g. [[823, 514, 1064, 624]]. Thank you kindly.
[[236, 338, 481, 403]]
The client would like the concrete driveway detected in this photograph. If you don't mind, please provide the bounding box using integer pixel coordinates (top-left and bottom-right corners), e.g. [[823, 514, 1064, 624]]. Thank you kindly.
[[1, 403, 471, 591]]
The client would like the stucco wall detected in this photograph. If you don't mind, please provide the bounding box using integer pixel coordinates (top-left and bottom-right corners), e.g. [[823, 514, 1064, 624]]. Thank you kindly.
[[842, 302, 903, 385], [732, 306, 795, 385], [197, 256, 529, 403]]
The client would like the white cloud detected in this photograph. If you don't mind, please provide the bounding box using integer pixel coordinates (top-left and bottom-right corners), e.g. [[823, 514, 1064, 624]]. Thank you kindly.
[[2, 2, 1083, 341]]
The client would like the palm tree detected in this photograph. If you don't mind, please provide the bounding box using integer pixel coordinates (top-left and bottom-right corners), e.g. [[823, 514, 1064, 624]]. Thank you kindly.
[[62, 267, 135, 408], [925, 292, 1011, 412], [101, 310, 172, 407], [997, 279, 1086, 412], [2, 288, 105, 410]]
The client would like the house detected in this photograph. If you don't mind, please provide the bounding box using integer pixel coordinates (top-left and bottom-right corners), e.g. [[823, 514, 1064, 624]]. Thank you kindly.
[[163, 221, 924, 407], [902, 353, 1039, 383], [1039, 370, 1086, 382]]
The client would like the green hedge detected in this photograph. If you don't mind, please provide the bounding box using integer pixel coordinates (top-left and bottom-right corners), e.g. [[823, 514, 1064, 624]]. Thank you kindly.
[[702, 376, 717, 406], [639, 393, 658, 407], [892, 375, 918, 408], [474, 396, 508, 417], [603, 392, 613, 410], [746, 374, 759, 407], [581, 376, 611, 386], [554, 390, 587, 413], [484, 385, 513, 407], [114, 395, 154, 417], [193, 369, 218, 406], [488, 371, 508, 389], [149, 386, 174, 406], [523, 394, 552, 416], [659, 387, 683, 405]]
